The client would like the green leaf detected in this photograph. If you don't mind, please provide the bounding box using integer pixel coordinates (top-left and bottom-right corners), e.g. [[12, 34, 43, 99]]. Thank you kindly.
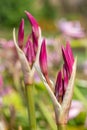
[[74, 86, 87, 109], [37, 100, 57, 130]]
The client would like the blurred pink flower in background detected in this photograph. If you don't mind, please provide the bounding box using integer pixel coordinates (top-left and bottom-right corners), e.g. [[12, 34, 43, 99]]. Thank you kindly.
[[0, 39, 14, 48], [0, 75, 12, 96], [69, 100, 84, 120], [0, 75, 13, 107], [46, 37, 55, 46], [34, 73, 40, 83], [0, 75, 3, 88], [57, 19, 85, 39], [48, 52, 59, 67], [45, 37, 62, 68]]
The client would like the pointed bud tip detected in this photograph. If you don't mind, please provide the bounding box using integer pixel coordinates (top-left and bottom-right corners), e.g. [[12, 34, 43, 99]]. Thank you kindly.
[[21, 18, 24, 25], [42, 39, 46, 47], [25, 11, 38, 28]]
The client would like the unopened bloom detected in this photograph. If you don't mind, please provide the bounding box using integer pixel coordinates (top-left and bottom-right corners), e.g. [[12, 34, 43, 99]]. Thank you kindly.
[[32, 29, 38, 55], [25, 11, 39, 43], [25, 11, 38, 31], [18, 19, 24, 49], [18, 11, 39, 68], [39, 39, 54, 91], [39, 39, 48, 77], [37, 38, 76, 125], [55, 71, 63, 103], [62, 41, 74, 76], [55, 42, 74, 103], [25, 39, 35, 66], [13, 11, 41, 84], [63, 64, 69, 91]]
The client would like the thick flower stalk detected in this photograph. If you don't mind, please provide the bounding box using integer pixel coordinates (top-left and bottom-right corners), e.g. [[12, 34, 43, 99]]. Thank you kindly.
[[37, 41, 77, 130], [13, 11, 42, 130]]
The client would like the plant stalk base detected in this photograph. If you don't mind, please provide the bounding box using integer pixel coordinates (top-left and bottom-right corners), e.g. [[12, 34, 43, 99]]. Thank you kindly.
[[57, 124, 67, 130], [25, 84, 37, 130]]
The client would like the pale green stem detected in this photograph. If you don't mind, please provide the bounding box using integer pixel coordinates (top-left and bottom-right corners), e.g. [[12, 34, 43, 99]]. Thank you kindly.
[[25, 84, 37, 130], [57, 124, 67, 130]]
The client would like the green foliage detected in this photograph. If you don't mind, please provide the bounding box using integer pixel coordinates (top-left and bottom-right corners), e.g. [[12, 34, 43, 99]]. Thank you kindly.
[[41, 0, 57, 20], [0, 0, 36, 27], [69, 112, 86, 126], [0, 0, 58, 27]]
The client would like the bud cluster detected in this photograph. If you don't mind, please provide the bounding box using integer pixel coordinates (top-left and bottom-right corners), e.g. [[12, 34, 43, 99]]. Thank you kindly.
[[55, 42, 74, 103], [18, 11, 39, 68]]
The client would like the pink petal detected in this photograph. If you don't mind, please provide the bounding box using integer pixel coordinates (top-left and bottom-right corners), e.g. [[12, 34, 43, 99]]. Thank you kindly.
[[55, 71, 63, 98], [66, 41, 74, 64], [25, 11, 38, 29], [62, 44, 73, 75], [63, 64, 69, 91], [32, 29, 38, 55], [18, 19, 24, 49], [25, 40, 35, 66], [39, 39, 48, 76]]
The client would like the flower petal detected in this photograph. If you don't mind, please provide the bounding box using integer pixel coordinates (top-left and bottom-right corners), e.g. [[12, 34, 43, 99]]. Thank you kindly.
[[25, 11, 38, 29], [18, 19, 24, 49], [55, 71, 63, 99], [63, 64, 69, 91], [66, 41, 74, 63], [62, 45, 72, 75], [39, 39, 48, 76], [25, 40, 35, 66]]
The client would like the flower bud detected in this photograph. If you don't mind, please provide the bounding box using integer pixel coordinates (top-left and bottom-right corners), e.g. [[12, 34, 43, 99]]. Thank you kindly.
[[66, 41, 74, 65], [32, 29, 38, 55], [63, 64, 69, 92], [62, 42, 74, 76], [55, 71, 63, 103], [25, 11, 38, 29], [39, 39, 48, 77], [18, 19, 24, 49], [25, 11, 39, 38], [25, 39, 35, 67]]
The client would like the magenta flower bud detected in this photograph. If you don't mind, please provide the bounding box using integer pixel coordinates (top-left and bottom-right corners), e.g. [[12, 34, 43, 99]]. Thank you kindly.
[[55, 71, 64, 103], [66, 41, 74, 64], [18, 19, 24, 49], [25, 11, 38, 29], [25, 39, 35, 67], [63, 64, 69, 92], [32, 29, 38, 55], [25, 11, 39, 39], [39, 39, 48, 77], [24, 34, 32, 53], [62, 45, 71, 74], [62, 42, 74, 75]]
